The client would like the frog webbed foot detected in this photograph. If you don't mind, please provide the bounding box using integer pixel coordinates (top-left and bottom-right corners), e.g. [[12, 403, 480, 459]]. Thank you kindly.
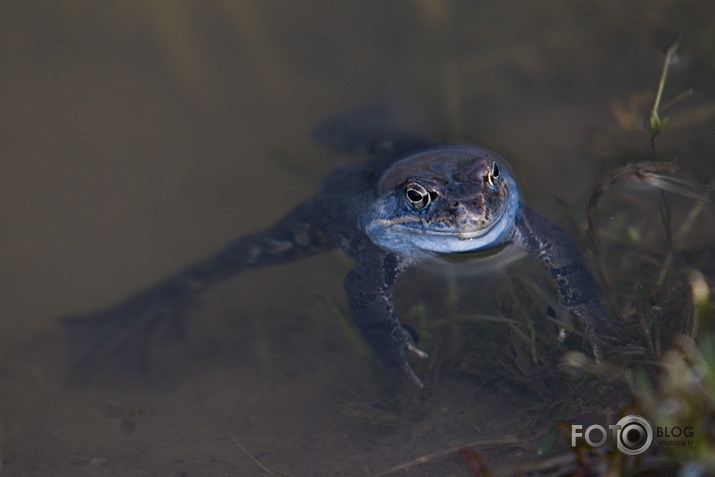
[[379, 324, 429, 388], [343, 289, 427, 387], [396, 362, 426, 389], [60, 296, 191, 386], [396, 324, 429, 387], [381, 335, 427, 389], [349, 314, 429, 388]]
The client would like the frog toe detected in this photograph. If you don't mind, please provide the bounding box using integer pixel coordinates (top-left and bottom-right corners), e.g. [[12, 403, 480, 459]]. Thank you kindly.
[[405, 341, 428, 359], [399, 362, 424, 389]]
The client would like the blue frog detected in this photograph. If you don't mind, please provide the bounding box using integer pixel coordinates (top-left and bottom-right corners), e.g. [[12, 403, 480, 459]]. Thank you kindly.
[[61, 108, 626, 387]]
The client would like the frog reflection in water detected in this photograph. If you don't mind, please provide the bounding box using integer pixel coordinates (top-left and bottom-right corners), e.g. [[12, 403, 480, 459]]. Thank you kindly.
[[62, 109, 626, 387]]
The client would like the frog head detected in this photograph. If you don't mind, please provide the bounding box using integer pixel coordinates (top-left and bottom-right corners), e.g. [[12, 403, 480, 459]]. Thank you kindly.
[[362, 145, 519, 257]]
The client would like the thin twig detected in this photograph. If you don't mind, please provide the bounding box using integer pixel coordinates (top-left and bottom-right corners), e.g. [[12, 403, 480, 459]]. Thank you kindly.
[[370, 437, 519, 477], [656, 196, 711, 286], [650, 42, 680, 126], [648, 39, 681, 158], [229, 433, 291, 477]]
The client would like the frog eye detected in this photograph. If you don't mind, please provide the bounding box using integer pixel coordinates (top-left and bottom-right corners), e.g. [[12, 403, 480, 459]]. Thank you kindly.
[[486, 161, 500, 187], [404, 182, 431, 210]]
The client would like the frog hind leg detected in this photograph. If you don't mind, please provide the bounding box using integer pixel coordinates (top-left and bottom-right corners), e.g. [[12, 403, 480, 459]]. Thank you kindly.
[[512, 205, 628, 361], [61, 201, 337, 384], [313, 104, 434, 156]]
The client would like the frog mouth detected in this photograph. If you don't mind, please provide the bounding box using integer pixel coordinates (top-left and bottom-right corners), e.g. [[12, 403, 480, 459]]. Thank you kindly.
[[394, 221, 499, 240], [371, 216, 497, 239]]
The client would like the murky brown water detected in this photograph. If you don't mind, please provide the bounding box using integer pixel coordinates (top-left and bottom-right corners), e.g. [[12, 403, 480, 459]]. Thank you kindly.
[[2, 1, 714, 476]]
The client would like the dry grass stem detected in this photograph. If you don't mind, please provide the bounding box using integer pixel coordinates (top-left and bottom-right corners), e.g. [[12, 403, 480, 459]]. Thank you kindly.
[[370, 437, 519, 477], [230, 433, 291, 477]]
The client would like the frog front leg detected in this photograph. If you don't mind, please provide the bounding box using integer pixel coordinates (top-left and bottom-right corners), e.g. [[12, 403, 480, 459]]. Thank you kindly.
[[512, 205, 627, 360], [343, 244, 427, 387]]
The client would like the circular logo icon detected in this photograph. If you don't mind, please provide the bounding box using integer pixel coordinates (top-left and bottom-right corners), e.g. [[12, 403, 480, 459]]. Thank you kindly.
[[615, 415, 653, 456]]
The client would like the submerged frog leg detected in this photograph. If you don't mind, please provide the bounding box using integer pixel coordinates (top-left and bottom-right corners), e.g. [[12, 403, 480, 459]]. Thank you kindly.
[[511, 205, 628, 360], [61, 201, 336, 383], [313, 105, 433, 155], [343, 243, 427, 387]]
